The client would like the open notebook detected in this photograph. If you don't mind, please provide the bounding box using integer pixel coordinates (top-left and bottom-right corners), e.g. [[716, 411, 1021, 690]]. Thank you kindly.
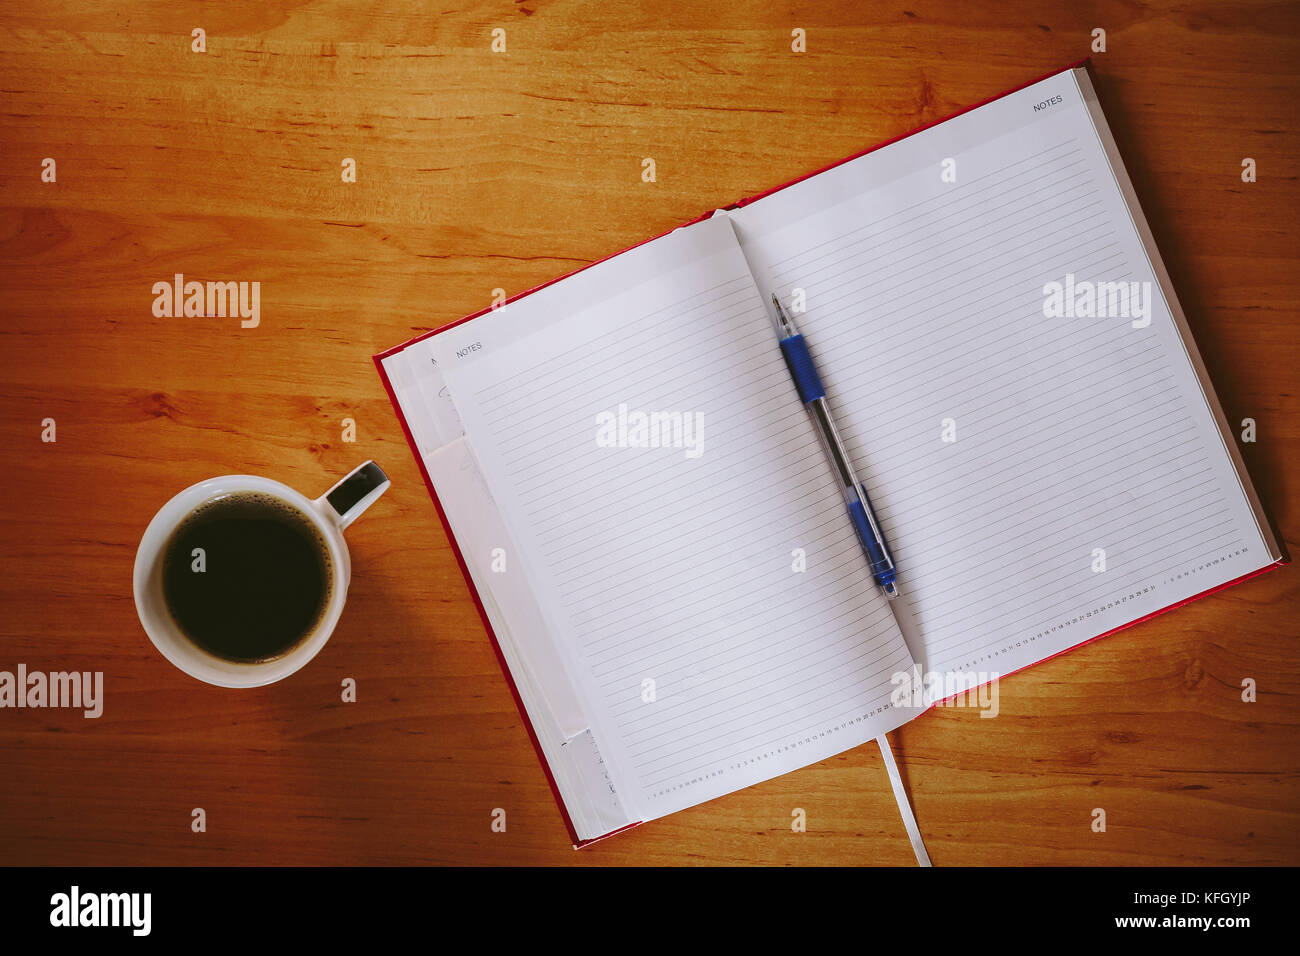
[[376, 63, 1284, 848]]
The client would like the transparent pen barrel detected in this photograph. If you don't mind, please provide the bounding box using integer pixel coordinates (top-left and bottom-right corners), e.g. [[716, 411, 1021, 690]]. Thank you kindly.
[[805, 398, 898, 589]]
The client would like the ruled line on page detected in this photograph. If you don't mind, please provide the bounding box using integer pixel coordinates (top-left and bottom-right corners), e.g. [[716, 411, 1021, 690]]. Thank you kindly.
[[767, 139, 1083, 275], [641, 665, 913, 791]]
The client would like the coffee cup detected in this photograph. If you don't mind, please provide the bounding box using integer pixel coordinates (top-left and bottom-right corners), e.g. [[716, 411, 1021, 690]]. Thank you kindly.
[[132, 462, 389, 687]]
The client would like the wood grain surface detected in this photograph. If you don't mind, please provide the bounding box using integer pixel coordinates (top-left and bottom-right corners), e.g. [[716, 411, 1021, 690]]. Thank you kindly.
[[0, 1, 1296, 866]]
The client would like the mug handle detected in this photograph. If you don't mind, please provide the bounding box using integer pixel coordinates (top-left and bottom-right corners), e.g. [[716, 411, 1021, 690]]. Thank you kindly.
[[317, 461, 390, 532]]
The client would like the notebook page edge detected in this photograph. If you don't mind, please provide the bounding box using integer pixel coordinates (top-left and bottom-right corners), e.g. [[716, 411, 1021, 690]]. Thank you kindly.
[[1071, 66, 1284, 564], [375, 354, 636, 844]]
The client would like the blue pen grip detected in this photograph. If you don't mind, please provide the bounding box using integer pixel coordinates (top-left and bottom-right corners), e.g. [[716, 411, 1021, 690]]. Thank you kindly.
[[847, 492, 897, 590], [779, 334, 825, 403]]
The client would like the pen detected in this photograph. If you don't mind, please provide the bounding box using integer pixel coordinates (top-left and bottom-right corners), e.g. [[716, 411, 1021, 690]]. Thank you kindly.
[[770, 295, 900, 598]]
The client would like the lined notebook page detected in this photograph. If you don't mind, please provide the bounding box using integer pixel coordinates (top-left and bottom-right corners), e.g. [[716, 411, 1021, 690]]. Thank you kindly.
[[429, 216, 918, 822], [731, 69, 1273, 684]]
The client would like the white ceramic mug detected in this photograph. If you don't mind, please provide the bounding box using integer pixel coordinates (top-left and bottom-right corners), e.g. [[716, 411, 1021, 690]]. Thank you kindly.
[[133, 462, 389, 687]]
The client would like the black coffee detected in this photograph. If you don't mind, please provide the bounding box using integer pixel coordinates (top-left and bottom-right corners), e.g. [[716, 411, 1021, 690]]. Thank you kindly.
[[162, 492, 333, 663]]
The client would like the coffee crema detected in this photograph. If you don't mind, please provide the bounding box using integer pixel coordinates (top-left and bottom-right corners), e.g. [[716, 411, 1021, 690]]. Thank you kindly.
[[161, 492, 333, 664]]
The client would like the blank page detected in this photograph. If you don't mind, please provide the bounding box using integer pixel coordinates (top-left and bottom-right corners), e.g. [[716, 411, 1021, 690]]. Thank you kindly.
[[731, 68, 1278, 686], [427, 215, 918, 823]]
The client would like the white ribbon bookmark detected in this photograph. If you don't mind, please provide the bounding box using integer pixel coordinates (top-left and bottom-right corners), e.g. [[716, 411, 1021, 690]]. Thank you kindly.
[[875, 735, 932, 867]]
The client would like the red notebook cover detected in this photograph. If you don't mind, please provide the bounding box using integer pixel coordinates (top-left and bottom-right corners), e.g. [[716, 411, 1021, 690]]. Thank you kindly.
[[373, 58, 1284, 848]]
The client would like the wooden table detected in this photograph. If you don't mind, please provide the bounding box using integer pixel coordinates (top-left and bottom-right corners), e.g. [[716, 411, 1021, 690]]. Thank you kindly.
[[1, 1, 1295, 866]]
